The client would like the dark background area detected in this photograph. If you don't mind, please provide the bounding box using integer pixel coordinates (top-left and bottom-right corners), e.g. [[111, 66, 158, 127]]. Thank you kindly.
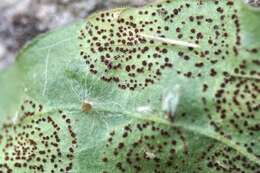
[[0, 0, 153, 69]]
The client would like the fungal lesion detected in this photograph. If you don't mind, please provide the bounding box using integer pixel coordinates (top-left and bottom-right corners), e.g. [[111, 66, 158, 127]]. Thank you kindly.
[[6, 99, 43, 125], [78, 0, 244, 90], [246, 48, 260, 54], [203, 69, 260, 158], [0, 99, 77, 173], [195, 142, 260, 173], [101, 121, 188, 173]]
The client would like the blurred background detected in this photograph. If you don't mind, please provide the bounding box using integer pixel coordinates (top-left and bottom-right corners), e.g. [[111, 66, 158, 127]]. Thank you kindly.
[[0, 0, 154, 69], [0, 0, 258, 69]]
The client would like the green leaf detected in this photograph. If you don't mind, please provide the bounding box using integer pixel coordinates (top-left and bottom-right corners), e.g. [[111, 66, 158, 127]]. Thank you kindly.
[[0, 0, 259, 173], [0, 66, 23, 119]]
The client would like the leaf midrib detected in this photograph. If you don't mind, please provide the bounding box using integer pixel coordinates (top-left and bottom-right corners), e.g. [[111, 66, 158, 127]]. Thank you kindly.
[[33, 104, 260, 165]]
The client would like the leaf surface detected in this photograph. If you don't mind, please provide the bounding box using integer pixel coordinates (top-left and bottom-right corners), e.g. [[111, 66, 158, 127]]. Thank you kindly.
[[0, 1, 259, 173]]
